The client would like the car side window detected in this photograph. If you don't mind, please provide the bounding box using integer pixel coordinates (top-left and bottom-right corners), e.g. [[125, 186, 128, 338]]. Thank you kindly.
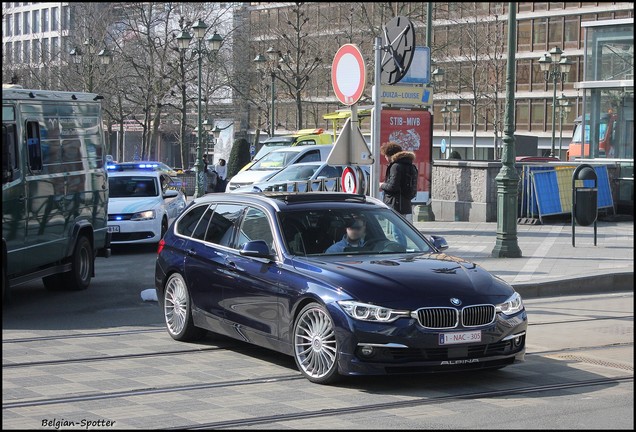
[[318, 166, 339, 178], [205, 204, 244, 247], [192, 206, 215, 241], [176, 204, 210, 237], [237, 207, 275, 253], [296, 150, 320, 163]]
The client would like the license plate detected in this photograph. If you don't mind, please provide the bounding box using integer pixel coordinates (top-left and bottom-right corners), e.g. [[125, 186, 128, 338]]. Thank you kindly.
[[439, 330, 481, 345], [107, 225, 120, 233]]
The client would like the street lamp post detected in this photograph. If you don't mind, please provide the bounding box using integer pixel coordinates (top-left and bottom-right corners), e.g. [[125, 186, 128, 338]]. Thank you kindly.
[[538, 47, 572, 158], [69, 38, 113, 93], [491, 2, 521, 258], [253, 48, 289, 137], [440, 102, 460, 158], [556, 94, 572, 158], [176, 20, 223, 198]]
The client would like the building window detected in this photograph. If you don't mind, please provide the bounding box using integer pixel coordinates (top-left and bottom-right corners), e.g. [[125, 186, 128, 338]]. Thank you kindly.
[[518, 20, 531, 51], [32, 9, 39, 34], [32, 39, 40, 63], [23, 9, 29, 35], [564, 15, 580, 50], [531, 60, 546, 92], [5, 13, 12, 37], [42, 38, 49, 63], [42, 8, 49, 33], [548, 16, 564, 48], [516, 59, 531, 92], [14, 41, 21, 63], [516, 100, 530, 130], [531, 99, 547, 131], [51, 36, 59, 60], [5, 42, 13, 64], [23, 40, 30, 64], [533, 18, 548, 52], [51, 7, 58, 31], [62, 5, 70, 31], [14, 12, 21, 36]]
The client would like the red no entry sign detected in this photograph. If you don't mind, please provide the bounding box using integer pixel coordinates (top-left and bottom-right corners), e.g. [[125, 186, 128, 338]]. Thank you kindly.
[[331, 44, 366, 106]]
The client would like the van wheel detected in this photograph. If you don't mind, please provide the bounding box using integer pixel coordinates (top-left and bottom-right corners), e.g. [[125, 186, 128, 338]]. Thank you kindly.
[[62, 235, 93, 291]]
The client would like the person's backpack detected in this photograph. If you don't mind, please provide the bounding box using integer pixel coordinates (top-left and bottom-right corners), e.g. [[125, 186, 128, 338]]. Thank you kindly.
[[404, 164, 418, 199]]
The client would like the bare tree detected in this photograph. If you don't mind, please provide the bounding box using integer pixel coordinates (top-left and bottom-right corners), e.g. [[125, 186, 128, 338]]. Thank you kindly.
[[481, 10, 507, 160]]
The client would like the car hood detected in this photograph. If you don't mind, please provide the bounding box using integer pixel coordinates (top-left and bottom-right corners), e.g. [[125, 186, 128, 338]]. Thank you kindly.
[[108, 197, 161, 214], [291, 253, 515, 308]]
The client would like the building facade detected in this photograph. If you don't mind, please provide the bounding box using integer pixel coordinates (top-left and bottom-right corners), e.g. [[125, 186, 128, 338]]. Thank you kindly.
[[3, 2, 633, 165]]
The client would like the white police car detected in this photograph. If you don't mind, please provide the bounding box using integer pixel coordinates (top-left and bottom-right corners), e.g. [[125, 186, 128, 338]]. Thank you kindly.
[[107, 170, 187, 244]]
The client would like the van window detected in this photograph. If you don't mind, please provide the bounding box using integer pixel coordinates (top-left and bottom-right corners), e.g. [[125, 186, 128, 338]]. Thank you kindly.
[[26, 120, 42, 171], [2, 123, 19, 183]]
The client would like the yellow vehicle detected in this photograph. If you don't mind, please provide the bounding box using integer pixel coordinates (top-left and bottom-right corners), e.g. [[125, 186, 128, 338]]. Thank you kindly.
[[241, 128, 333, 172]]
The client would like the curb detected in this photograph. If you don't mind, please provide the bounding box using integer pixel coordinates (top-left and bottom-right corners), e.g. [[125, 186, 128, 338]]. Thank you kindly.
[[512, 272, 634, 299]]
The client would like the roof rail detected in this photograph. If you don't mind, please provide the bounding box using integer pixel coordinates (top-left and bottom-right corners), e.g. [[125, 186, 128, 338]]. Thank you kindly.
[[262, 191, 367, 204]]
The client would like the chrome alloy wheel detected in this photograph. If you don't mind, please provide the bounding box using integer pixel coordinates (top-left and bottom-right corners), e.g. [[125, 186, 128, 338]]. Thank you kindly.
[[164, 274, 188, 337], [294, 304, 338, 381]]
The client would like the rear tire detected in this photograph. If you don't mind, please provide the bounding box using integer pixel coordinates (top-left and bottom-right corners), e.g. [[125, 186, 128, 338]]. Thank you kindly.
[[43, 235, 93, 291], [64, 235, 93, 291]]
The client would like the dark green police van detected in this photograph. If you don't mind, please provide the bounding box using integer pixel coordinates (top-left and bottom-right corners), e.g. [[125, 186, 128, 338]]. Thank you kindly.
[[2, 86, 111, 301]]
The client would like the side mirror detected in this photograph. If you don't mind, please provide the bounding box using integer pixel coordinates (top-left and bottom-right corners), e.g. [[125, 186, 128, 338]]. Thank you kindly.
[[239, 240, 273, 259], [163, 189, 178, 198], [430, 235, 449, 251]]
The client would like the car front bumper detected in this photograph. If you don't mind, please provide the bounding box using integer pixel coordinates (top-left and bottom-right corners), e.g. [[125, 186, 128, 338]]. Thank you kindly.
[[329, 306, 528, 376]]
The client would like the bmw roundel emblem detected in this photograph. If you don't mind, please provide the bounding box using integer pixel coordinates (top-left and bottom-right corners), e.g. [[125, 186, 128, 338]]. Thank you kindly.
[[450, 298, 462, 306]]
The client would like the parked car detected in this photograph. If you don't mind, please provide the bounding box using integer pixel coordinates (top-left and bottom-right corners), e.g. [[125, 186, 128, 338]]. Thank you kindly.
[[107, 161, 187, 196], [107, 170, 187, 245], [244, 128, 334, 171], [231, 161, 370, 194], [107, 160, 178, 176], [155, 192, 527, 384], [226, 145, 334, 192]]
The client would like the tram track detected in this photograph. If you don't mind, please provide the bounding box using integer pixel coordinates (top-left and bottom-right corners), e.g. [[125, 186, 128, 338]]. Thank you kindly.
[[171, 375, 635, 430], [2, 343, 632, 410]]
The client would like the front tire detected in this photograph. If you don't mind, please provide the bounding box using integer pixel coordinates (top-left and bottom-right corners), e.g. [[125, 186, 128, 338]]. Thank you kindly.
[[293, 303, 341, 384], [163, 273, 206, 341]]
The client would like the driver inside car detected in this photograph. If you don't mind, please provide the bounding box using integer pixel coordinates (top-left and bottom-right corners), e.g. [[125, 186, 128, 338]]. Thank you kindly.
[[325, 215, 367, 253]]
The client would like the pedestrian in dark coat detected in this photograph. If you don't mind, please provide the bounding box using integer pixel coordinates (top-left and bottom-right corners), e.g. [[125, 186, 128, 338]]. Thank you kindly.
[[379, 142, 416, 222]]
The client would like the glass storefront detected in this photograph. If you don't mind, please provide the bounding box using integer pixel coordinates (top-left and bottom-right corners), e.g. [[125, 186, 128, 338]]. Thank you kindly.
[[574, 18, 634, 214]]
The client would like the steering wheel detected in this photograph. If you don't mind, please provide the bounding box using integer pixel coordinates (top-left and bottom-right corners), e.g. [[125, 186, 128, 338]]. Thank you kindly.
[[361, 238, 405, 253]]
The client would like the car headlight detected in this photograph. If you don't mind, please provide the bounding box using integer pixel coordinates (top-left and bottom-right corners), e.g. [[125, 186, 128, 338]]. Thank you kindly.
[[495, 292, 524, 316], [338, 300, 410, 323], [131, 210, 156, 221]]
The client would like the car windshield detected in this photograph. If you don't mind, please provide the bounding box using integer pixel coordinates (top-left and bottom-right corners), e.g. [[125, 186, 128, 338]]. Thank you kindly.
[[250, 150, 298, 171], [278, 208, 434, 256], [109, 176, 158, 198], [268, 164, 321, 182], [254, 141, 292, 160]]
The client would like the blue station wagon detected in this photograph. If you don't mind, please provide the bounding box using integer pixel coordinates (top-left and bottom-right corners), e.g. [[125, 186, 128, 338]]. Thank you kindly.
[[155, 192, 527, 384]]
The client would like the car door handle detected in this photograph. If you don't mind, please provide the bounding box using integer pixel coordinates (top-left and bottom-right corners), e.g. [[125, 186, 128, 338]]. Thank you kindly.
[[226, 260, 237, 269], [186, 248, 197, 257]]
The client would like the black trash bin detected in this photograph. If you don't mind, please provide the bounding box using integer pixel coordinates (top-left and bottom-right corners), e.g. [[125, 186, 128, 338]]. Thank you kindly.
[[574, 188, 597, 226], [571, 164, 598, 246]]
